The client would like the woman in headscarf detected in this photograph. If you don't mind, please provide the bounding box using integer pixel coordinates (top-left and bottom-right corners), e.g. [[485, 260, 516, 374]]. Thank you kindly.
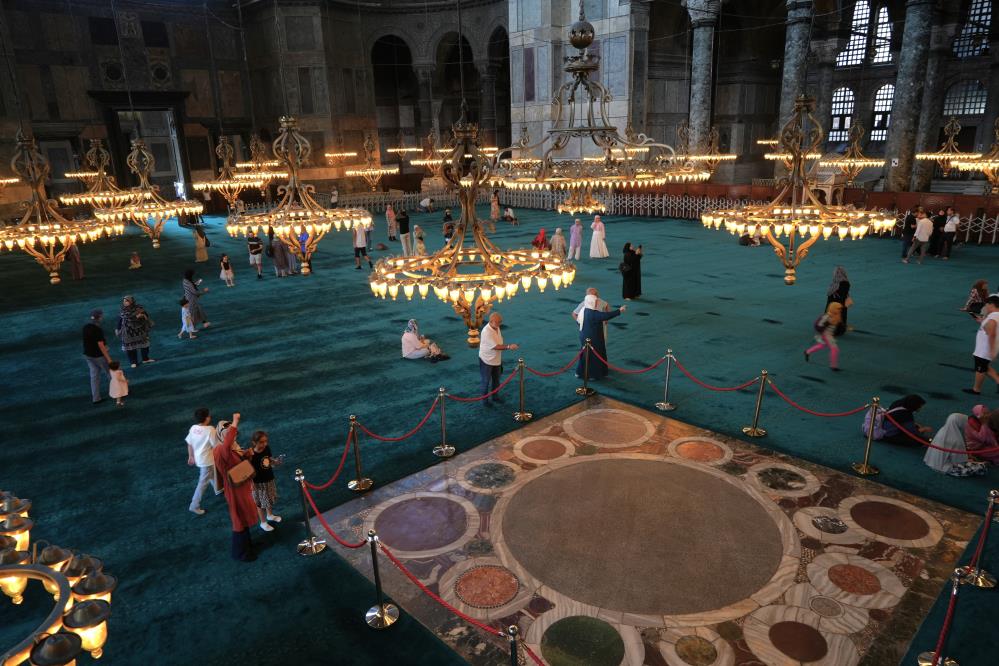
[[212, 414, 260, 561], [386, 203, 398, 241], [879, 394, 933, 447], [923, 412, 971, 474], [966, 406, 999, 463], [115, 295, 155, 367], [490, 190, 501, 227], [620, 242, 643, 300], [589, 215, 608, 258], [825, 266, 851, 334], [182, 269, 210, 329], [271, 236, 290, 277], [576, 294, 626, 380], [549, 228, 567, 260], [531, 228, 548, 251], [963, 279, 989, 318], [400, 319, 448, 361]]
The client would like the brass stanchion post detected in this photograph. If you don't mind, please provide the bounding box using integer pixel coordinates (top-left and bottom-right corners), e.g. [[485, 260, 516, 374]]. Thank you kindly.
[[963, 489, 998, 588], [294, 469, 327, 557], [347, 415, 373, 492], [364, 530, 399, 629], [852, 397, 881, 476], [741, 370, 768, 437], [507, 625, 520, 666], [513, 358, 532, 422], [916, 568, 965, 666], [433, 387, 455, 458], [575, 339, 595, 396], [655, 349, 676, 411]]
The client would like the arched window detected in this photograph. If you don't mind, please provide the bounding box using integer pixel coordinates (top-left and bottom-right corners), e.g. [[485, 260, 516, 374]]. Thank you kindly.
[[942, 80, 988, 115], [869, 84, 894, 141], [836, 1, 871, 67], [828, 88, 855, 142], [954, 0, 992, 58], [871, 7, 892, 63]]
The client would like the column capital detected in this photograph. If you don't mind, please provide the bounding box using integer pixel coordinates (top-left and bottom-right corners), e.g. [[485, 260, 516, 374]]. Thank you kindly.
[[929, 23, 959, 51], [682, 0, 720, 26], [810, 36, 843, 64], [785, 0, 813, 26]]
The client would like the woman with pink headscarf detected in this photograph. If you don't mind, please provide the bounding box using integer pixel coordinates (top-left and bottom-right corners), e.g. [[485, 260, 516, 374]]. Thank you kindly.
[[589, 215, 608, 258], [966, 406, 999, 463]]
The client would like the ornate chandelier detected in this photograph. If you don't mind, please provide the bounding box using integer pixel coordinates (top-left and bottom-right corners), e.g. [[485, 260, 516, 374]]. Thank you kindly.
[[63, 168, 99, 187], [370, 111, 576, 346], [683, 124, 737, 175], [235, 134, 288, 190], [818, 123, 884, 185], [345, 132, 398, 190], [192, 135, 264, 208], [701, 95, 894, 285], [0, 175, 18, 189], [227, 116, 372, 274], [0, 131, 123, 284], [387, 131, 423, 157], [94, 139, 204, 248], [325, 132, 358, 166], [953, 118, 999, 193], [1, 492, 117, 664], [59, 139, 146, 209], [914, 116, 981, 177]]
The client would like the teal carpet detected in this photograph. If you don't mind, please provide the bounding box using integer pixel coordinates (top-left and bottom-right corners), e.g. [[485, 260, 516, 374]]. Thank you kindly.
[[2, 206, 997, 665]]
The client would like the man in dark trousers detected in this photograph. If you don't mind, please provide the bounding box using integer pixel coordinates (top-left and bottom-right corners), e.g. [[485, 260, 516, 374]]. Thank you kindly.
[[397, 208, 412, 256], [82, 309, 114, 404]]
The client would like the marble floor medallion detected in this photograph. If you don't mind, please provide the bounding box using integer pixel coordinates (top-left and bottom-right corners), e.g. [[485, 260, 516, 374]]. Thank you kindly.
[[321, 397, 978, 665]]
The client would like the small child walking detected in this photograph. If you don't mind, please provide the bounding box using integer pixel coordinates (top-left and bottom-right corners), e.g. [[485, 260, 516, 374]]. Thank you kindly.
[[804, 302, 843, 370], [178, 298, 197, 339], [249, 431, 283, 532], [219, 254, 235, 287], [414, 225, 427, 255], [108, 360, 129, 406]]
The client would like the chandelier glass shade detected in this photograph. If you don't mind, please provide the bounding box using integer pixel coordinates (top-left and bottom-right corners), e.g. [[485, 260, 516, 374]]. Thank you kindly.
[[371, 114, 575, 346], [817, 123, 884, 185], [0, 131, 123, 284], [227, 116, 372, 275], [952, 119, 999, 193], [192, 135, 264, 208], [914, 117, 981, 177], [345, 132, 398, 190], [701, 96, 894, 285], [59, 139, 147, 209]]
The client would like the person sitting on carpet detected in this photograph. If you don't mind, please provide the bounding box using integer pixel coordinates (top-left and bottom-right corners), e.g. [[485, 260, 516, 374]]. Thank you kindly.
[[129, 251, 142, 270], [962, 280, 989, 319], [879, 394, 933, 447], [401, 319, 448, 362], [502, 207, 518, 224], [966, 405, 999, 463]]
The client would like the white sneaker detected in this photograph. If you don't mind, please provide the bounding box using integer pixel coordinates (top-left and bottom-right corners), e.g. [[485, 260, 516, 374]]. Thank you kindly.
[[259, 521, 274, 532], [266, 514, 282, 523], [190, 508, 205, 516]]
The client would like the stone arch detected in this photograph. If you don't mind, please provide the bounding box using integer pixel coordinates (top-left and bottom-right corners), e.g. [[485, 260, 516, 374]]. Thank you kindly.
[[434, 31, 480, 130], [371, 34, 420, 152]]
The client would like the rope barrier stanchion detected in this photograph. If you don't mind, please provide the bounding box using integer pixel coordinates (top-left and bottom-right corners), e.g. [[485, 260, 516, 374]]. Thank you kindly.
[[575, 340, 595, 397], [963, 490, 998, 589], [916, 567, 966, 666], [364, 530, 399, 629], [513, 358, 533, 422], [852, 397, 881, 477], [347, 415, 373, 493], [655, 348, 676, 412], [507, 626, 519, 666], [294, 469, 327, 557], [433, 387, 456, 458], [741, 370, 768, 437]]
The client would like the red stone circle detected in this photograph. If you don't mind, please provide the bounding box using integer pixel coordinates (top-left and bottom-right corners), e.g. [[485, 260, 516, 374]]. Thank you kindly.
[[676, 440, 725, 462], [454, 565, 520, 609], [828, 563, 882, 595], [768, 621, 828, 662], [521, 438, 568, 460], [850, 501, 930, 541]]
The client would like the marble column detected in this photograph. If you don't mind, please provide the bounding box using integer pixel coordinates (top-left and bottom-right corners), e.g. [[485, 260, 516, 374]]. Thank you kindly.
[[912, 25, 956, 191], [684, 0, 720, 152], [884, 0, 935, 192], [777, 0, 814, 126], [810, 38, 839, 144], [978, 45, 999, 153], [478, 62, 498, 146], [629, 0, 651, 133]]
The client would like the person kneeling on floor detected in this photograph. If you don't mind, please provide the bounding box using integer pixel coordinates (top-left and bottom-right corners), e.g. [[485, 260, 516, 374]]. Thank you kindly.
[[401, 319, 449, 362]]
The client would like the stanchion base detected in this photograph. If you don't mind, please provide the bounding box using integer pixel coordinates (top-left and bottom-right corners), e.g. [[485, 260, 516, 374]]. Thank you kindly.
[[741, 426, 766, 437], [366, 602, 400, 629], [297, 536, 327, 557], [513, 411, 533, 422], [575, 387, 596, 396], [433, 444, 456, 458], [917, 651, 958, 666], [655, 401, 676, 412], [851, 462, 880, 476], [963, 568, 997, 588], [348, 477, 374, 492]]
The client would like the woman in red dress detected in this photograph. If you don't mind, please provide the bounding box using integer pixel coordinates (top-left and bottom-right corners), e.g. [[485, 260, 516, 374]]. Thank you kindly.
[[213, 414, 260, 561]]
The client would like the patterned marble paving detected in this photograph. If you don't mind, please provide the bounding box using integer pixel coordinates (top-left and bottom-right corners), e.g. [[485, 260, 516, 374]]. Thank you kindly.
[[320, 396, 979, 666]]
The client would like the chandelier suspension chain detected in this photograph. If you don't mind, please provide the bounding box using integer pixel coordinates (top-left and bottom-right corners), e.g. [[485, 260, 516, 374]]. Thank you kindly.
[[273, 0, 290, 118], [110, 0, 140, 137], [0, 2, 25, 132]]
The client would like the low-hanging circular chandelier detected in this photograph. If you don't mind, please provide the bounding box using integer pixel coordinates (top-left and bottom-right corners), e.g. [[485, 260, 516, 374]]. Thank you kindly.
[[324, 132, 358, 167], [59, 139, 147, 209], [235, 134, 288, 191], [682, 124, 737, 175], [701, 95, 894, 285], [0, 131, 123, 284], [817, 123, 884, 186], [371, 109, 575, 347], [345, 132, 399, 190], [94, 138, 203, 248], [914, 116, 981, 177], [192, 135, 264, 208], [227, 116, 372, 274], [63, 169, 99, 187], [952, 118, 999, 194], [1, 491, 117, 664]]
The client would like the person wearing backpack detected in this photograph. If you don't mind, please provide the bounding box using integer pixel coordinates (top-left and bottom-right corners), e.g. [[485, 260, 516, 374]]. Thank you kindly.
[[879, 395, 933, 447], [804, 302, 843, 370]]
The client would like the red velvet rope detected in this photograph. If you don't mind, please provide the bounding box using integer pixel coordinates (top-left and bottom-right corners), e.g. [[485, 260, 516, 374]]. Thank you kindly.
[[587, 346, 667, 374], [523, 644, 545, 665], [883, 412, 999, 454], [969, 500, 996, 570], [768, 380, 870, 418], [525, 346, 585, 377], [446, 367, 519, 402], [301, 483, 366, 548], [304, 430, 353, 490], [671, 355, 759, 392], [356, 397, 439, 442], [930, 577, 962, 666]]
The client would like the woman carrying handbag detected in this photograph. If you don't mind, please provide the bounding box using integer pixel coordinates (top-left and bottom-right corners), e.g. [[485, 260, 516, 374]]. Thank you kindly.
[[212, 414, 260, 562]]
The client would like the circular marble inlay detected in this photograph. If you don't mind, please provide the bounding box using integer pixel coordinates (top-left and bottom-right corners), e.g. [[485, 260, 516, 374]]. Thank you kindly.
[[849, 500, 929, 541], [758, 467, 807, 491], [808, 596, 845, 618], [812, 515, 849, 534], [464, 462, 515, 489], [562, 409, 655, 448], [454, 565, 520, 609], [540, 616, 625, 666], [768, 621, 828, 662], [793, 507, 862, 546], [522, 438, 568, 460], [501, 457, 786, 615], [677, 441, 726, 463], [747, 462, 820, 499], [373, 497, 468, 552], [828, 563, 881, 595], [675, 635, 718, 665]]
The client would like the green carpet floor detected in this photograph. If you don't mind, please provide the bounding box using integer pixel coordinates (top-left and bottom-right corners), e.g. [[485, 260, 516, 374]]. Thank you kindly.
[[2, 206, 997, 665]]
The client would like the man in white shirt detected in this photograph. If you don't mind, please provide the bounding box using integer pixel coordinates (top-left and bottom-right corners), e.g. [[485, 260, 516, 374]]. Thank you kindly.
[[572, 287, 611, 338], [186, 407, 219, 515], [353, 223, 373, 270], [941, 206, 960, 259], [903, 208, 933, 264], [418, 197, 435, 213], [478, 312, 519, 406], [965, 295, 999, 395]]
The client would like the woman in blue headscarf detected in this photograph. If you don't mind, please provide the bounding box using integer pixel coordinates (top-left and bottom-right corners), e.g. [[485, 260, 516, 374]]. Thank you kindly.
[[400, 319, 449, 362]]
